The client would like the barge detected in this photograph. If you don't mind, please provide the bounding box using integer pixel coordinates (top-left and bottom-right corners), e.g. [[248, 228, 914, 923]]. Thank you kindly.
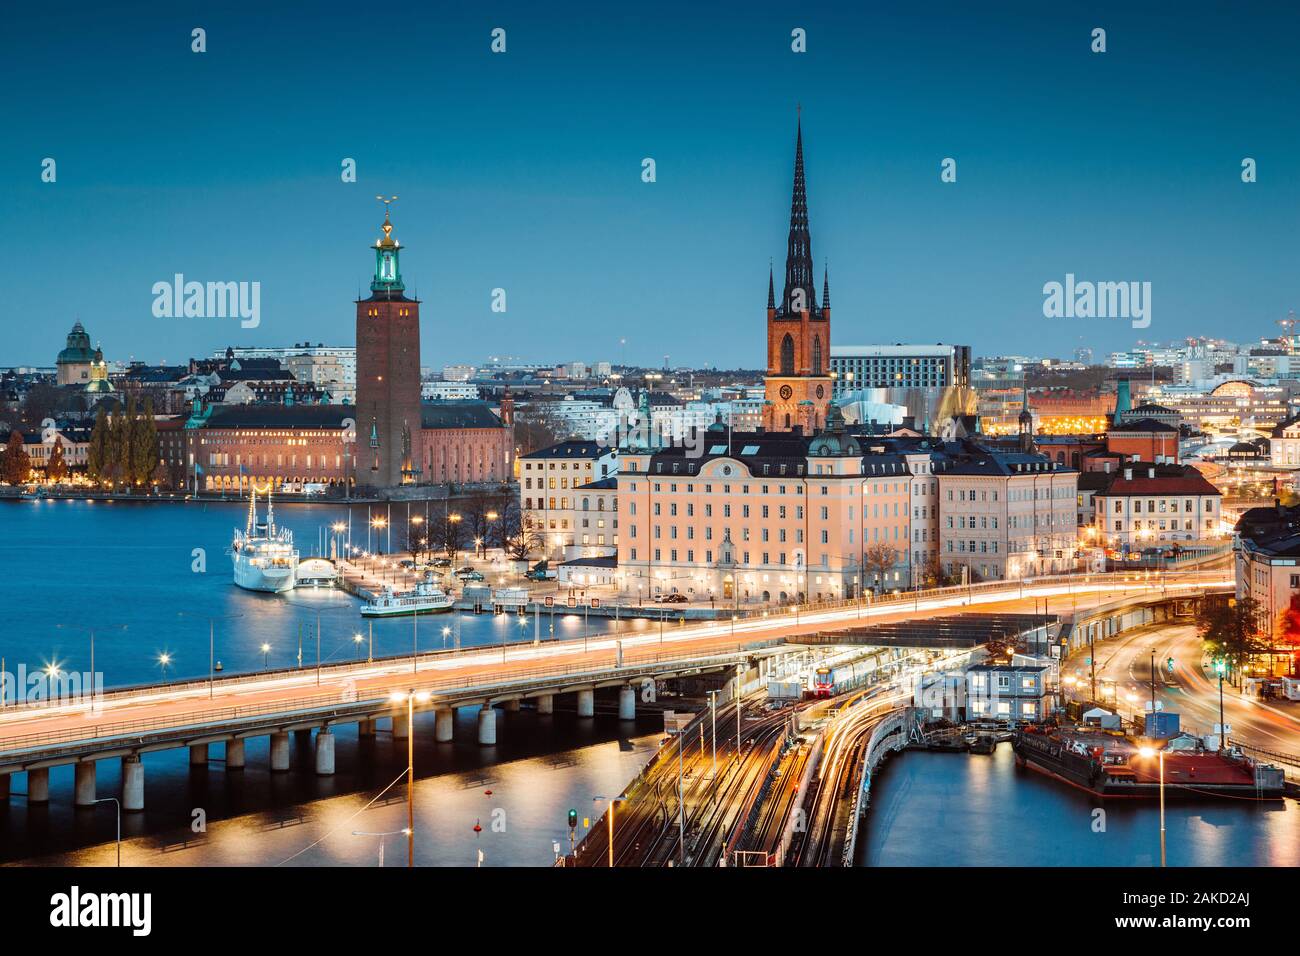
[[1012, 725, 1285, 798]]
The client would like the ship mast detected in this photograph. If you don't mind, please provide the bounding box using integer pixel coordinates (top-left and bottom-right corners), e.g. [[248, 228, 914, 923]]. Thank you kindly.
[[246, 484, 257, 535], [266, 488, 276, 537]]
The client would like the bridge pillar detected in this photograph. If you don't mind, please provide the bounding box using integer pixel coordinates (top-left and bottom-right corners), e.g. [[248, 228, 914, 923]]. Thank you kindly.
[[392, 712, 410, 740], [315, 729, 336, 775], [536, 694, 554, 715], [225, 738, 246, 770], [477, 705, 497, 746], [434, 708, 454, 742], [358, 718, 376, 737], [27, 767, 49, 804], [122, 755, 144, 812], [504, 698, 520, 712], [73, 761, 96, 807], [189, 743, 209, 767], [618, 685, 636, 721], [0, 774, 8, 802], [269, 732, 291, 772], [576, 688, 595, 718]]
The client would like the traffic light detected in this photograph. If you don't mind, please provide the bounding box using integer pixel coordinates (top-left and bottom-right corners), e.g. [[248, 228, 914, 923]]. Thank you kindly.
[[1215, 659, 1227, 677], [567, 808, 577, 830], [1166, 657, 1175, 674]]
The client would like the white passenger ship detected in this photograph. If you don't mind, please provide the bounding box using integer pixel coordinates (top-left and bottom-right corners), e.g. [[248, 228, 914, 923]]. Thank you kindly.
[[361, 573, 455, 617], [231, 487, 299, 593]]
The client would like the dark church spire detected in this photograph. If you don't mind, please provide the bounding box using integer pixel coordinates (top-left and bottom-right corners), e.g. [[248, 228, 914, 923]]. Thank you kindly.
[[780, 117, 817, 316], [822, 264, 831, 310], [767, 262, 775, 309]]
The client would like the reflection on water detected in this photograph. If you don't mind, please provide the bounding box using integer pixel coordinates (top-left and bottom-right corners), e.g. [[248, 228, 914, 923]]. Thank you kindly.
[[4, 709, 660, 866], [0, 499, 636, 688], [861, 745, 1300, 867]]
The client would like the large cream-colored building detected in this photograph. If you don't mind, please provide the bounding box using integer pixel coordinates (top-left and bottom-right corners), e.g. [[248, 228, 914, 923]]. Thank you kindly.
[[518, 440, 619, 559], [613, 424, 1080, 604]]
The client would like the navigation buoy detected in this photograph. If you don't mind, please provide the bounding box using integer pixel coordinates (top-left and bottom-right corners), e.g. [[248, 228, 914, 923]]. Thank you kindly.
[[473, 820, 482, 834], [484, 789, 493, 796], [214, 661, 224, 672]]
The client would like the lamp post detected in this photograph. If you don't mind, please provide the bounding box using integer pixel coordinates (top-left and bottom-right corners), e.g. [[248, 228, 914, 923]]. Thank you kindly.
[[157, 652, 172, 684], [592, 795, 627, 867], [260, 642, 271, 670], [1215, 657, 1227, 742], [390, 689, 430, 867], [1138, 745, 1166, 867]]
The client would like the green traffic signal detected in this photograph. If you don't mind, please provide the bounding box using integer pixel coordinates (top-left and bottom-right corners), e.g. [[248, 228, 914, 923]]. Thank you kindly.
[[567, 808, 578, 829], [1214, 659, 1226, 676]]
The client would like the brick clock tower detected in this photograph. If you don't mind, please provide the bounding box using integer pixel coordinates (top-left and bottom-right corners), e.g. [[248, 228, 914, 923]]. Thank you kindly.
[[356, 199, 422, 489], [763, 119, 832, 434]]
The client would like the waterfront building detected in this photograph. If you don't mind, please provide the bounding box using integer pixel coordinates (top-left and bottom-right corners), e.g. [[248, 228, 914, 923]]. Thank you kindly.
[[518, 440, 619, 559], [182, 209, 511, 494], [1091, 462, 1223, 549], [966, 664, 1051, 722]]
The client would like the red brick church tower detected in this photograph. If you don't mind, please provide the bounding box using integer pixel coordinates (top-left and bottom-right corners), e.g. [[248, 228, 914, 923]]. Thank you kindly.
[[356, 199, 422, 489], [763, 118, 832, 433]]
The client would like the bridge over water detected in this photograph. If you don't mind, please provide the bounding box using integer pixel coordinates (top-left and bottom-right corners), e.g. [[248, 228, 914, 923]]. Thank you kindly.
[[0, 572, 1230, 814]]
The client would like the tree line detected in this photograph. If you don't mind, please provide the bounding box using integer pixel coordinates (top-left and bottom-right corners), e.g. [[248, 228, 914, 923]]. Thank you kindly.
[[87, 397, 160, 490]]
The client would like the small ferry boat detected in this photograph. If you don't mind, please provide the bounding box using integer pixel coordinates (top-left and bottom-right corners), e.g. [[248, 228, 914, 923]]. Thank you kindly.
[[231, 487, 298, 593], [1012, 724, 1285, 798], [360, 573, 454, 617]]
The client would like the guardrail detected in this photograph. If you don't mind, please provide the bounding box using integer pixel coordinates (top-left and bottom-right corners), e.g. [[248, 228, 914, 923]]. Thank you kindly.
[[0, 646, 773, 757], [1229, 739, 1300, 782], [842, 708, 909, 867]]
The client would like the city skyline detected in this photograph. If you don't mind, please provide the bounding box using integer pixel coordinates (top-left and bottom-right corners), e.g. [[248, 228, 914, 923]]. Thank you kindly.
[[5, 1, 1300, 368]]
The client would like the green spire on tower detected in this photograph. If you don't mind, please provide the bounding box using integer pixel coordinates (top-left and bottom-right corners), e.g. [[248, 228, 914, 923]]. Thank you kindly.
[[371, 195, 405, 294]]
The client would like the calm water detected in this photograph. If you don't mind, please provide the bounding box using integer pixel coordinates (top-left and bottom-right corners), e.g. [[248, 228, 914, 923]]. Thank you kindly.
[[861, 745, 1300, 867], [0, 498, 635, 688], [2, 707, 661, 865]]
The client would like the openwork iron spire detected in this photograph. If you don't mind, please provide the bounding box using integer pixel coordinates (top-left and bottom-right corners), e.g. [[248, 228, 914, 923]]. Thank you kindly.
[[767, 262, 776, 309], [781, 119, 817, 316]]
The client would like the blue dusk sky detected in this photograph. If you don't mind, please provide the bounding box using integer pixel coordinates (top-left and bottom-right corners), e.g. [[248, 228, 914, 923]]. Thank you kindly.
[[2, 0, 1298, 369]]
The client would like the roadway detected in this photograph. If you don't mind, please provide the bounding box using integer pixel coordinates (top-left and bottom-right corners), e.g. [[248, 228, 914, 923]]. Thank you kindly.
[[0, 573, 1227, 758], [1064, 622, 1300, 754]]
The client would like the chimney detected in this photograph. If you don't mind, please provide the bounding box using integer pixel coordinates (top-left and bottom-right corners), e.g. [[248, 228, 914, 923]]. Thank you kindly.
[[1123, 467, 1132, 480], [1148, 466, 1155, 479]]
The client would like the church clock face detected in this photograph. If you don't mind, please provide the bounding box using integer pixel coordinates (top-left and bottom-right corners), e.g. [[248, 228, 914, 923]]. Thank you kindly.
[[815, 384, 825, 399], [779, 384, 793, 400]]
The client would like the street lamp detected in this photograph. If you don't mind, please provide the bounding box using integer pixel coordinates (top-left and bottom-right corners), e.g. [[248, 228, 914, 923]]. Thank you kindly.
[[592, 795, 628, 868], [260, 643, 271, 670], [390, 689, 432, 867], [157, 652, 172, 683], [1214, 657, 1227, 743], [1138, 745, 1166, 867], [353, 633, 365, 660]]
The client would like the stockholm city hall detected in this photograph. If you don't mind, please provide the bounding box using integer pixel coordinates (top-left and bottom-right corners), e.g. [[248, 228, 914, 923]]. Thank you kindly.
[[763, 118, 833, 434]]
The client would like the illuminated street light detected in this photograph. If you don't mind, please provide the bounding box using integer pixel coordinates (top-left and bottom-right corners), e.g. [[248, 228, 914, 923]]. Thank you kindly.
[[389, 689, 432, 867], [1138, 745, 1167, 866]]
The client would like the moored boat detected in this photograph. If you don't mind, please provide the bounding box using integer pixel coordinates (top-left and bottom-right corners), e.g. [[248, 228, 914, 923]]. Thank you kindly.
[[1012, 724, 1285, 798], [231, 487, 298, 593], [360, 573, 454, 617]]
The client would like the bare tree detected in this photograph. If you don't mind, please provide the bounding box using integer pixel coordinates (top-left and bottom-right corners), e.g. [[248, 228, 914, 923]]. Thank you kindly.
[[862, 543, 897, 593]]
